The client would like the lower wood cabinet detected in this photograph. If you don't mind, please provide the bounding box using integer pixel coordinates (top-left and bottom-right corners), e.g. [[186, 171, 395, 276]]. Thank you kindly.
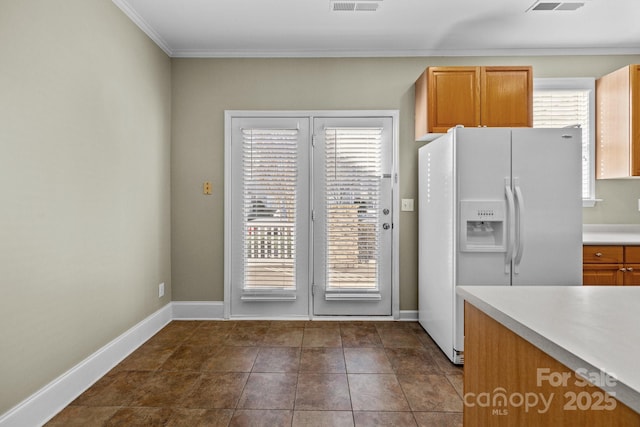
[[464, 302, 640, 425], [583, 245, 640, 285]]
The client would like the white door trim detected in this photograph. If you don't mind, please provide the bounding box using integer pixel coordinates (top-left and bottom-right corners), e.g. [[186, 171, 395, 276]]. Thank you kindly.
[[224, 110, 400, 319]]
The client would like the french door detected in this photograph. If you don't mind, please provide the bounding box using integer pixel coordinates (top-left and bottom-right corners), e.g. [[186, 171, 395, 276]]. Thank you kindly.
[[228, 117, 310, 317], [312, 117, 393, 315], [226, 112, 396, 318]]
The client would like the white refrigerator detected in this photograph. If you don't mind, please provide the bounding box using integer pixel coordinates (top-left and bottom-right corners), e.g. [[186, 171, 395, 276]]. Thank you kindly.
[[418, 127, 583, 364]]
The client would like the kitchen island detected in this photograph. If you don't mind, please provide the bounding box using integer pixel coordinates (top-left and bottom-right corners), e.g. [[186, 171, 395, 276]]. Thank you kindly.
[[457, 286, 640, 426]]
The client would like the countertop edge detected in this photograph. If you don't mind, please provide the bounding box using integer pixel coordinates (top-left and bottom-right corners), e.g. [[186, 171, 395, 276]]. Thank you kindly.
[[457, 286, 640, 414], [583, 224, 640, 245]]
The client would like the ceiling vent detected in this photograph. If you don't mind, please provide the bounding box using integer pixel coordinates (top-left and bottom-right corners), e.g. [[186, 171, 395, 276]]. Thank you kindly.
[[331, 0, 382, 12], [526, 1, 590, 11]]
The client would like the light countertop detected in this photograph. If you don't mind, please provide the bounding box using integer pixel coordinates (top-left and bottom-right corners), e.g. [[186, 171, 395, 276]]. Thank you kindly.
[[457, 285, 640, 414], [583, 224, 640, 245]]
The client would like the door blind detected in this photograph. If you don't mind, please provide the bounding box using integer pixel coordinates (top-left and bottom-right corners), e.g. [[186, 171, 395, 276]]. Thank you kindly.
[[324, 127, 382, 291], [533, 89, 590, 198], [242, 128, 298, 291]]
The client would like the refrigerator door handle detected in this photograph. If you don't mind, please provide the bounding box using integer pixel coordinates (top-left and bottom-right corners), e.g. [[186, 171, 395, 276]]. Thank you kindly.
[[504, 178, 516, 274], [513, 178, 525, 274]]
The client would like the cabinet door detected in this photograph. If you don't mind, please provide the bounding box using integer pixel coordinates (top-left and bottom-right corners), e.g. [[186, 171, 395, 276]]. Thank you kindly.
[[624, 246, 640, 285], [582, 264, 623, 285], [427, 67, 480, 133], [624, 265, 640, 285], [481, 66, 532, 127], [632, 65, 640, 176], [596, 65, 633, 178]]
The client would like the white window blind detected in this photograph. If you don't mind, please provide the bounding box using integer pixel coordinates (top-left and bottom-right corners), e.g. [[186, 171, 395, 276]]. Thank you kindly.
[[324, 127, 382, 291], [533, 78, 595, 204], [242, 128, 298, 291]]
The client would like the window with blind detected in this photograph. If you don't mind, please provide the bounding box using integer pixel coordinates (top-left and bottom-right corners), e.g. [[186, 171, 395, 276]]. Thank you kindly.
[[242, 128, 298, 292], [324, 127, 382, 292], [533, 78, 596, 205]]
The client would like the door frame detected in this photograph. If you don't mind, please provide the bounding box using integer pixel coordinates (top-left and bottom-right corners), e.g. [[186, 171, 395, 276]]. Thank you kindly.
[[224, 110, 400, 320]]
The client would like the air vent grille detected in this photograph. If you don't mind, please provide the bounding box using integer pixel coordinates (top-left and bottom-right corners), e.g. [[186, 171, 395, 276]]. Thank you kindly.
[[533, 2, 562, 10], [555, 2, 585, 10], [333, 2, 356, 11], [527, 1, 590, 11], [331, 0, 382, 12]]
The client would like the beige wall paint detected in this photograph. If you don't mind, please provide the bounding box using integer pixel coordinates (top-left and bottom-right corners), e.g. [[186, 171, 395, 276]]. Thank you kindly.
[[2, 1, 639, 414], [171, 55, 640, 309], [0, 0, 171, 414]]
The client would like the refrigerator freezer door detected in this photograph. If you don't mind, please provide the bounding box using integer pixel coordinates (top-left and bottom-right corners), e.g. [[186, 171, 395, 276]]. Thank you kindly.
[[456, 128, 512, 287], [510, 128, 582, 285], [453, 128, 512, 356]]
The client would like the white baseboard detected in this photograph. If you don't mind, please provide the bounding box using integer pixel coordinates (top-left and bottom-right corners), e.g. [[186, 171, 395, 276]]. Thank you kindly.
[[0, 304, 172, 427], [171, 303, 418, 321], [172, 301, 224, 319], [399, 310, 418, 321], [1, 301, 418, 426]]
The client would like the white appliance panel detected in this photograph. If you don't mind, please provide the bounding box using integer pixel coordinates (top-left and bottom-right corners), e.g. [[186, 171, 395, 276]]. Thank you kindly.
[[510, 128, 583, 285], [456, 128, 512, 287], [418, 132, 456, 361]]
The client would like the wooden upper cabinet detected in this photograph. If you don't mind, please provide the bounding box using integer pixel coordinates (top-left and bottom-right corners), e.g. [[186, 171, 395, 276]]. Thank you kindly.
[[414, 65, 532, 139], [481, 66, 533, 128], [596, 64, 640, 178], [427, 67, 481, 134]]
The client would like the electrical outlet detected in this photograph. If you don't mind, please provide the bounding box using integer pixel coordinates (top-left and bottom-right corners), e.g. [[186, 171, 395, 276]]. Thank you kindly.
[[159, 282, 165, 298], [401, 198, 414, 212]]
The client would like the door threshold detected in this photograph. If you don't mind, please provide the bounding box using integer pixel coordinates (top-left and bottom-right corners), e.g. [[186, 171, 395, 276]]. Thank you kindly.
[[226, 315, 398, 321], [310, 315, 396, 321]]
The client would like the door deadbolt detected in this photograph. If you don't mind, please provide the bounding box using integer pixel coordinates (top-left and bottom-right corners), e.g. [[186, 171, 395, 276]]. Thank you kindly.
[[383, 223, 391, 230], [383, 208, 390, 215]]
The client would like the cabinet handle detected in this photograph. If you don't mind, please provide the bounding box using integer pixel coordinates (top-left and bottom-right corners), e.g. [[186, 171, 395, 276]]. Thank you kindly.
[[595, 252, 603, 257], [620, 268, 627, 272], [628, 267, 634, 272]]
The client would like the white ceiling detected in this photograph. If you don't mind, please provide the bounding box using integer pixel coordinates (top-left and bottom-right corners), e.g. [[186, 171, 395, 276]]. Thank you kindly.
[[113, 0, 640, 57]]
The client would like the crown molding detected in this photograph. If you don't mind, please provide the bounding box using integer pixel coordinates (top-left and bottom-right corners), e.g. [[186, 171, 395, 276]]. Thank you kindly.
[[169, 46, 640, 59], [112, 0, 173, 56]]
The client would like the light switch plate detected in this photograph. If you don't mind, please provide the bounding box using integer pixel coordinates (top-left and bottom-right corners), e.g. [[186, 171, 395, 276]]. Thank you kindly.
[[401, 198, 414, 211]]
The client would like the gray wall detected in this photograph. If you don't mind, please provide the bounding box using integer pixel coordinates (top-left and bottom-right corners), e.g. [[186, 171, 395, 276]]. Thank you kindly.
[[171, 56, 640, 310], [0, 0, 172, 414]]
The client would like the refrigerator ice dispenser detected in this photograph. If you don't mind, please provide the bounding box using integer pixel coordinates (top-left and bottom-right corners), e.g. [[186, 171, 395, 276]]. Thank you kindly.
[[460, 200, 506, 252]]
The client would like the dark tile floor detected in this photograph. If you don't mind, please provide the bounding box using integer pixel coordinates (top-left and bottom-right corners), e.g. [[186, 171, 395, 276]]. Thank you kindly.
[[46, 320, 463, 426]]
